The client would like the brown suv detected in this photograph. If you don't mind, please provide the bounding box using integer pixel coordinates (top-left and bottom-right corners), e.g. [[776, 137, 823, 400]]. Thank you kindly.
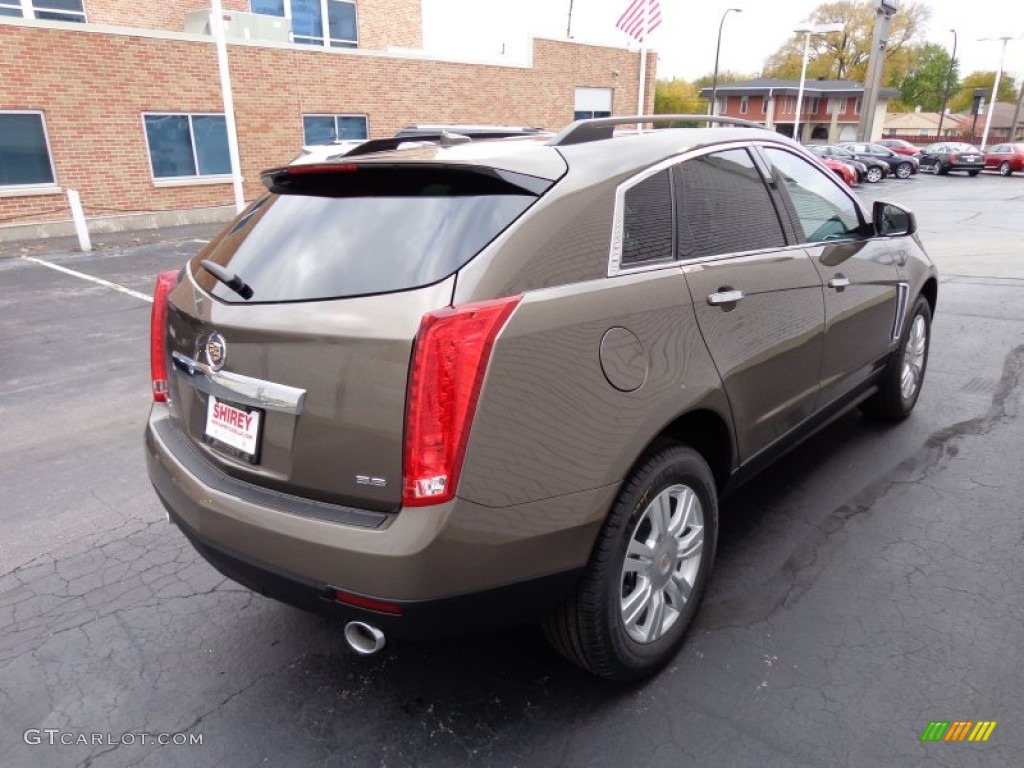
[[146, 116, 936, 680]]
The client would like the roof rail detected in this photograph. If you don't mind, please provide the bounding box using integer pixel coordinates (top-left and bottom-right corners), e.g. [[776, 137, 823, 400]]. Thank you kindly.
[[548, 115, 766, 146]]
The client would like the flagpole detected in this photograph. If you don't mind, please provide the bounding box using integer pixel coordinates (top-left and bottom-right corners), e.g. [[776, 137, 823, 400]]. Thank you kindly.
[[636, 0, 648, 130]]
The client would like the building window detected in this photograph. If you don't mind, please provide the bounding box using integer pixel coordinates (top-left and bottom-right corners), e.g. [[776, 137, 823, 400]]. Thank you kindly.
[[805, 97, 819, 115], [143, 114, 230, 180], [302, 114, 368, 144], [251, 0, 357, 48], [0, 111, 57, 188], [848, 97, 862, 115], [0, 0, 86, 22], [761, 97, 768, 115], [574, 87, 612, 121], [739, 96, 749, 115]]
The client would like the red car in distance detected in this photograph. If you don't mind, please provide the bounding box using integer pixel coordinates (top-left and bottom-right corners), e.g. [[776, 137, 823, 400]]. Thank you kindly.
[[819, 156, 858, 186], [878, 139, 922, 157], [984, 143, 1024, 176]]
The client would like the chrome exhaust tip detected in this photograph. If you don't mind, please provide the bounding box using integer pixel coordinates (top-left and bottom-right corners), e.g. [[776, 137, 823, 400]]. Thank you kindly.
[[344, 621, 386, 656]]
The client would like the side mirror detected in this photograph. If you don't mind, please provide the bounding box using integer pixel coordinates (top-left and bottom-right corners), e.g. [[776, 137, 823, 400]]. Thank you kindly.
[[873, 200, 917, 237]]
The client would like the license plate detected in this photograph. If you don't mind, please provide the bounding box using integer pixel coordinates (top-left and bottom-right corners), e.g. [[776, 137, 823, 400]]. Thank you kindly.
[[204, 396, 263, 463]]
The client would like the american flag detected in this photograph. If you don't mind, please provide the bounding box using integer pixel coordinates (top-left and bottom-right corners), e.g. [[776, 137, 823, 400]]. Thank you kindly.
[[616, 0, 662, 43]]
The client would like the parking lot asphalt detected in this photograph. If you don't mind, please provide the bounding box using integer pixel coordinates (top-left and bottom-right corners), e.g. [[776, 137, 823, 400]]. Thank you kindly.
[[1, 172, 1022, 767]]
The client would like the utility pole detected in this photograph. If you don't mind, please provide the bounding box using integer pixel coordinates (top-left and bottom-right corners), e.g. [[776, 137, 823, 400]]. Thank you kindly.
[[566, 0, 573, 38], [857, 0, 899, 142]]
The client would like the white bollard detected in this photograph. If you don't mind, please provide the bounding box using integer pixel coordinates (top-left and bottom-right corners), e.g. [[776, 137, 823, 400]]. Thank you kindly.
[[66, 189, 92, 252]]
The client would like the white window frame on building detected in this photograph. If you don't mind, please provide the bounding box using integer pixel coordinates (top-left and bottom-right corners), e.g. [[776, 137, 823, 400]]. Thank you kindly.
[[302, 113, 369, 145], [805, 97, 819, 115], [250, 0, 358, 48], [739, 96, 749, 115], [0, 0, 87, 22], [141, 112, 232, 185], [574, 87, 612, 121], [0, 110, 59, 194]]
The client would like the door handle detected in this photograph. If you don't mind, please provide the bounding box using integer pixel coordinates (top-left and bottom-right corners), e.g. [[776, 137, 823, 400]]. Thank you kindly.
[[828, 276, 851, 289], [708, 289, 744, 305]]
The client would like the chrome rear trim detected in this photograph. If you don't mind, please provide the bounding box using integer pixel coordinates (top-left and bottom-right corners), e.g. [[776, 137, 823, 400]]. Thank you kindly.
[[171, 352, 306, 415]]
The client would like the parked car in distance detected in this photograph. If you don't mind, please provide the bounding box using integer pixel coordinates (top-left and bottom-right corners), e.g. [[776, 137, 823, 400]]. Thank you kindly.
[[918, 142, 985, 175], [818, 155, 858, 186], [811, 145, 888, 183], [983, 142, 1024, 176], [840, 142, 920, 178], [877, 138, 922, 157], [146, 115, 938, 682]]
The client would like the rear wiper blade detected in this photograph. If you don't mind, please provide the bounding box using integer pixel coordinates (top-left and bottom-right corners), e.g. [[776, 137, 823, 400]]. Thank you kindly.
[[199, 260, 254, 300]]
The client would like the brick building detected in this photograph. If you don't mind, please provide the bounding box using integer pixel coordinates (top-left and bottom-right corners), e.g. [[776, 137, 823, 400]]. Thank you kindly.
[[0, 1, 654, 238], [699, 78, 897, 144]]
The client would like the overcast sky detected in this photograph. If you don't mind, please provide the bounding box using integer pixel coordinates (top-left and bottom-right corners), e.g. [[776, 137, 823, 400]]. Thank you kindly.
[[421, 0, 1024, 83]]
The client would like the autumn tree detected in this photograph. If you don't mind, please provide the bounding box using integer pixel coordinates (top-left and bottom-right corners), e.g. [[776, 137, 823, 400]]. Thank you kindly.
[[655, 78, 704, 114], [762, 0, 930, 82], [891, 43, 958, 111], [949, 71, 1019, 113]]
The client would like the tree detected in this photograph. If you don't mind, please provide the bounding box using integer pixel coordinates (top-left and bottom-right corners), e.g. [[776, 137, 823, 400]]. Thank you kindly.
[[892, 43, 958, 111], [762, 0, 930, 82], [949, 71, 1019, 113], [654, 78, 703, 115]]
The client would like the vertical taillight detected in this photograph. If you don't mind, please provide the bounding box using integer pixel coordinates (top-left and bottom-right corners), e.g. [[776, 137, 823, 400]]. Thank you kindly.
[[949, 152, 958, 163], [150, 270, 179, 402], [403, 295, 522, 507]]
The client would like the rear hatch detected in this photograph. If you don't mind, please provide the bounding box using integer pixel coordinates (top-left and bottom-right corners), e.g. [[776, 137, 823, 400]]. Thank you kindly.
[[163, 159, 556, 512]]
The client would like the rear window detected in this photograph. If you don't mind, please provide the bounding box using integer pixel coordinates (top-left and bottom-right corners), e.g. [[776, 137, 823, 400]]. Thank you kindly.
[[193, 164, 550, 303]]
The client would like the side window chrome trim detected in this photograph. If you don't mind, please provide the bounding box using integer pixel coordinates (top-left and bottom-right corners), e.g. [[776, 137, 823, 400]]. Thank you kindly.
[[608, 139, 792, 278]]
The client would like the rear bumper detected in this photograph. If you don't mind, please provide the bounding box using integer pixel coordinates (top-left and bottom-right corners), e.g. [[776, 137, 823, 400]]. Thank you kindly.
[[146, 408, 609, 635]]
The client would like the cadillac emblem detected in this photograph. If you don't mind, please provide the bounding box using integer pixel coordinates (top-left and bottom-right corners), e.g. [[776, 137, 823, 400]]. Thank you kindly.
[[203, 332, 227, 372]]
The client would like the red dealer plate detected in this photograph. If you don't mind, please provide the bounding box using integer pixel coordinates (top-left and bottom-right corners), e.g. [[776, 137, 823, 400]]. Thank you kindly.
[[204, 396, 263, 464]]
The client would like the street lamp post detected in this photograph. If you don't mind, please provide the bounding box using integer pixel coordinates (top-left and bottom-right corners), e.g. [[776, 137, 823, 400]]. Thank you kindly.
[[979, 36, 1013, 151], [936, 29, 957, 139], [709, 8, 742, 126], [793, 22, 844, 143]]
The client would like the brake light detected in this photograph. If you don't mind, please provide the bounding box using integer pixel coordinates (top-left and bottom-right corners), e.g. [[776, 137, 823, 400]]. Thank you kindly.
[[949, 152, 958, 163], [150, 270, 179, 402], [403, 295, 522, 507]]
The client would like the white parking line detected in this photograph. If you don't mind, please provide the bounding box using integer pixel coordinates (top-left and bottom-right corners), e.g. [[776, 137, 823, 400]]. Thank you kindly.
[[20, 255, 153, 303]]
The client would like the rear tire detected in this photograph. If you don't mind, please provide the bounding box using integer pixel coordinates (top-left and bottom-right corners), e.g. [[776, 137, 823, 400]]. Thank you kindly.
[[543, 444, 717, 681], [968, 169, 980, 177], [862, 296, 931, 421], [866, 166, 883, 183], [896, 162, 912, 179], [999, 161, 1012, 176], [937, 163, 949, 176]]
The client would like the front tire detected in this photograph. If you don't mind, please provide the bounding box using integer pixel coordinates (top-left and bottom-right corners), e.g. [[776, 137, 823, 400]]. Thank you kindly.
[[543, 444, 718, 681], [862, 296, 931, 421], [866, 166, 883, 183], [896, 162, 913, 179], [999, 161, 1012, 176]]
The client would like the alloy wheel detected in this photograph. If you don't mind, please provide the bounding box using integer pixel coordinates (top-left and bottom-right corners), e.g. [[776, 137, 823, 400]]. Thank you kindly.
[[900, 314, 928, 401], [866, 167, 883, 183], [620, 484, 704, 644], [896, 163, 912, 179]]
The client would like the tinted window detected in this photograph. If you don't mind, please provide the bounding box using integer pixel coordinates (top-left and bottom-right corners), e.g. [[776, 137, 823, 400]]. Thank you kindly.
[[674, 149, 786, 259], [194, 167, 545, 303], [764, 148, 864, 244], [621, 169, 673, 266], [0, 113, 55, 186]]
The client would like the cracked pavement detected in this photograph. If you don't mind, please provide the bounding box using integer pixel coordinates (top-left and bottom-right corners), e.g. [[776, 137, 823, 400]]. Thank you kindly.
[[1, 175, 1023, 766]]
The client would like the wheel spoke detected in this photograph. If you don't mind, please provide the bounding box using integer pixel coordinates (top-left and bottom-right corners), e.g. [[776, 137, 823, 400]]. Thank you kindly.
[[643, 590, 666, 642], [623, 538, 655, 575], [677, 526, 704, 561], [648, 492, 672, 538], [664, 573, 691, 608], [668, 488, 692, 538], [621, 581, 653, 629]]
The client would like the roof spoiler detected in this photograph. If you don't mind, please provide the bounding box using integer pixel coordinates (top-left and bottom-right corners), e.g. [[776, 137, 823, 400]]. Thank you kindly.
[[548, 115, 766, 146]]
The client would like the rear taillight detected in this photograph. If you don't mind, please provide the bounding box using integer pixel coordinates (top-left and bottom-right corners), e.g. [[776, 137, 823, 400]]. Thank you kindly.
[[403, 295, 522, 507], [950, 153, 958, 163], [150, 270, 179, 402]]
